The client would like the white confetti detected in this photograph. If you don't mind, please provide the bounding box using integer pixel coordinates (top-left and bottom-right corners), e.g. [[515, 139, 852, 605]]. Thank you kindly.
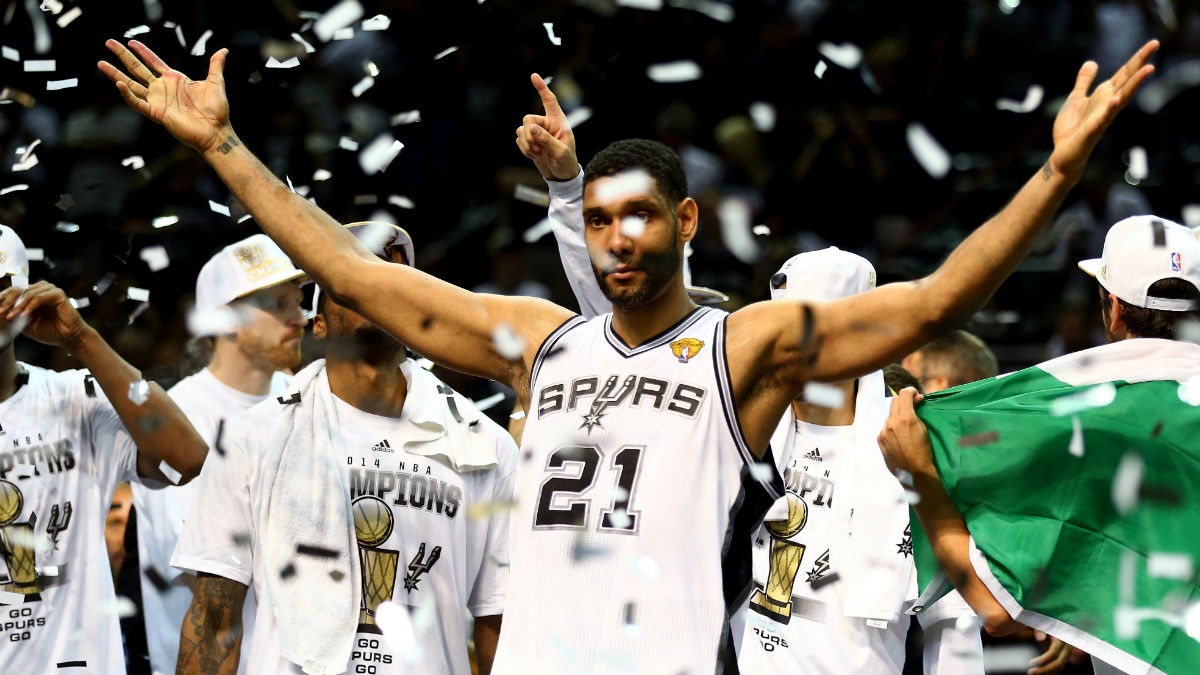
[[237, 214, 253, 223], [802, 382, 845, 408], [266, 56, 300, 69], [173, 24, 185, 48], [12, 152, 38, 172], [1111, 452, 1143, 516], [190, 29, 212, 57], [1049, 383, 1116, 416], [187, 305, 248, 336], [523, 218, 552, 243], [291, 33, 315, 54], [748, 462, 775, 482], [364, 60, 379, 77], [0, 590, 23, 605], [492, 323, 526, 360], [123, 25, 150, 38], [313, 169, 332, 181], [46, 78, 77, 91], [514, 184, 550, 206], [351, 75, 374, 97], [314, 0, 363, 41], [208, 200, 231, 216], [593, 169, 652, 204], [158, 460, 182, 485], [1, 526, 52, 554], [616, 0, 663, 9], [391, 110, 421, 126], [121, 155, 145, 170], [387, 195, 415, 209], [1127, 146, 1149, 183], [1180, 376, 1200, 405], [36, 564, 58, 576], [631, 555, 661, 579], [1185, 602, 1200, 640], [620, 216, 646, 238], [358, 135, 403, 175], [56, 7, 81, 27], [0, 184, 30, 195], [25, 248, 43, 261], [361, 14, 391, 31], [564, 106, 593, 128], [749, 101, 775, 133], [1, 46, 18, 61], [667, 0, 733, 22], [814, 59, 828, 79], [646, 60, 702, 83], [152, 215, 179, 229], [510, 409, 526, 420], [55, 222, 78, 233], [1068, 415, 1084, 457], [376, 601, 423, 662], [752, 225, 771, 236], [23, 59, 54, 72], [40, 0, 62, 14], [474, 392, 506, 412], [126, 287, 150, 302], [1182, 204, 1200, 229], [817, 41, 862, 69], [128, 379, 151, 404], [139, 245, 170, 271], [902, 488, 921, 505], [338, 136, 359, 151], [995, 84, 1044, 113], [543, 22, 562, 46], [1147, 553, 1193, 580], [433, 46, 458, 60], [982, 645, 1040, 672], [331, 27, 354, 41], [906, 122, 951, 179], [68, 297, 88, 309]]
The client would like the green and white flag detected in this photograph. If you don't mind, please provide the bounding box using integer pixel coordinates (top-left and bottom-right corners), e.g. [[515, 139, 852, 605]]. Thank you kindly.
[[909, 338, 1200, 675]]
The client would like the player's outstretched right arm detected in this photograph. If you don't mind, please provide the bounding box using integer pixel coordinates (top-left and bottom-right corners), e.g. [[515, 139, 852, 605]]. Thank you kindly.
[[177, 572, 247, 675], [98, 41, 573, 396]]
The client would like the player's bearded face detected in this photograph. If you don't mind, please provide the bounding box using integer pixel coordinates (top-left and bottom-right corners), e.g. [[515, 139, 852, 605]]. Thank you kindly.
[[234, 283, 306, 370], [592, 234, 681, 309], [585, 178, 685, 310]]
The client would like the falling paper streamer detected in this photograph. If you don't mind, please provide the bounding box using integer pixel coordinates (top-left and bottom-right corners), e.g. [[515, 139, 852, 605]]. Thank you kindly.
[[593, 169, 652, 204], [646, 60, 702, 83], [814, 60, 828, 79], [391, 110, 421, 126], [208, 200, 231, 216], [313, 169, 332, 182], [314, 0, 363, 41], [331, 27, 354, 40], [982, 645, 1040, 672], [1112, 452, 1144, 516], [1186, 602, 1200, 640], [510, 409, 525, 420], [752, 225, 771, 236], [358, 135, 403, 175], [749, 101, 776, 133], [748, 461, 775, 482], [1068, 415, 1084, 457], [1048, 383, 1116, 416], [376, 601, 423, 663], [45, 78, 77, 91], [2, 47, 18, 61], [25, 248, 42, 261], [1, 184, 30, 195], [717, 195, 759, 264], [1182, 204, 1200, 229], [41, 0, 63, 14], [995, 84, 1044, 113], [667, 0, 734, 22], [433, 46, 457, 60], [906, 123, 951, 179], [190, 29, 212, 56], [523, 218, 552, 243], [140, 246, 170, 271], [338, 136, 359, 151], [266, 56, 300, 69], [23, 59, 54, 71], [152, 215, 179, 229], [123, 25, 150, 38], [121, 155, 145, 170], [1147, 553, 1193, 580], [1179, 376, 1200, 405], [514, 184, 550, 207], [158, 460, 182, 485], [1127, 146, 1149, 183], [492, 323, 526, 360], [364, 60, 379, 77], [473, 391, 506, 412], [173, 23, 185, 48], [351, 76, 374, 97], [620, 215, 646, 238], [55, 5, 79, 26], [387, 195, 415, 209], [802, 382, 845, 408], [128, 379, 151, 405], [616, 0, 664, 8], [187, 305, 248, 336], [291, 33, 315, 54], [564, 106, 593, 128], [543, 22, 562, 46], [817, 41, 862, 69], [361, 14, 390, 31], [55, 222, 78, 233]]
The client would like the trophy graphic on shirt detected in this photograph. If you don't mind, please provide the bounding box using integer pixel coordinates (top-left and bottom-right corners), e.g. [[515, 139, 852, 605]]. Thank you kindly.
[[749, 494, 808, 624], [353, 496, 398, 633], [0, 479, 41, 601]]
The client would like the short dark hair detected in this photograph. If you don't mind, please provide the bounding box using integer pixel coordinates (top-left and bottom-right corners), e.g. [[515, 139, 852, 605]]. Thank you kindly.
[[1102, 278, 1200, 339], [584, 139, 689, 208], [918, 330, 998, 387], [883, 363, 923, 395]]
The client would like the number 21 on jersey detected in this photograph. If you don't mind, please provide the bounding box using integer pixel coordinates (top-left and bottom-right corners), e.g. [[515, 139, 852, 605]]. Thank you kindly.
[[533, 445, 644, 534]]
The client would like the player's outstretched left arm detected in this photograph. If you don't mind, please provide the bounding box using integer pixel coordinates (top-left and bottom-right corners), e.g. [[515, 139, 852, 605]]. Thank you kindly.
[[729, 41, 1158, 401], [0, 282, 207, 483]]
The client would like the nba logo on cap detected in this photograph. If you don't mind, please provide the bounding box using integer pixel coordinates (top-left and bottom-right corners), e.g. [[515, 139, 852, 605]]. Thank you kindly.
[[1172, 251, 1182, 271]]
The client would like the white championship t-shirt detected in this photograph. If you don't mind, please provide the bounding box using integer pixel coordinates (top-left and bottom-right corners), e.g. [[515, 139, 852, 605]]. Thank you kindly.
[[130, 368, 289, 675], [172, 368, 513, 675], [734, 420, 910, 674], [0, 364, 140, 675]]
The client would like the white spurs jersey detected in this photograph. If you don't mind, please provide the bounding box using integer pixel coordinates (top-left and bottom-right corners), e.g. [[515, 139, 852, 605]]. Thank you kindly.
[[493, 308, 783, 674]]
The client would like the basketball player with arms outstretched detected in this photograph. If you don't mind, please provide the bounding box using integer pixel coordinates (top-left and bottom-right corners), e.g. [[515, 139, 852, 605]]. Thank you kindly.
[[99, 38, 1157, 673]]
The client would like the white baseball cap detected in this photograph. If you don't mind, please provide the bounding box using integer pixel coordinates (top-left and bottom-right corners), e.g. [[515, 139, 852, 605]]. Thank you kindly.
[[770, 246, 876, 302], [195, 234, 306, 313], [310, 222, 415, 315], [0, 225, 29, 289], [1078, 215, 1200, 311]]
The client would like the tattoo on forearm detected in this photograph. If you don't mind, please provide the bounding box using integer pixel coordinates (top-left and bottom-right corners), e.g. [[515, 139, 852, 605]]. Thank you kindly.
[[216, 135, 241, 154], [178, 573, 246, 674], [1041, 161, 1052, 181]]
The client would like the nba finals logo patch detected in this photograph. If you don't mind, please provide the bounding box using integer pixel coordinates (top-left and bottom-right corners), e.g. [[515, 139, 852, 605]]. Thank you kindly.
[[234, 244, 287, 282], [670, 338, 704, 363], [1172, 252, 1182, 272]]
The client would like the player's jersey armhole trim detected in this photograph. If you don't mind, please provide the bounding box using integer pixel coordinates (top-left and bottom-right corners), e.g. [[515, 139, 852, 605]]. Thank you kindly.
[[713, 316, 783, 500], [529, 314, 587, 392]]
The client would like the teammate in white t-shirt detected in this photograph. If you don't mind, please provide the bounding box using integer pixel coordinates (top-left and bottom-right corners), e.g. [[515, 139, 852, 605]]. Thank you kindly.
[[0, 225, 207, 674], [129, 234, 306, 675], [170, 224, 514, 675], [101, 37, 1157, 672]]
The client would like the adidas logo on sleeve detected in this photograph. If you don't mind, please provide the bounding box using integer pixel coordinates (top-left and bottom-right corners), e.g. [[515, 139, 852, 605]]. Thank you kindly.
[[371, 439, 393, 453]]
